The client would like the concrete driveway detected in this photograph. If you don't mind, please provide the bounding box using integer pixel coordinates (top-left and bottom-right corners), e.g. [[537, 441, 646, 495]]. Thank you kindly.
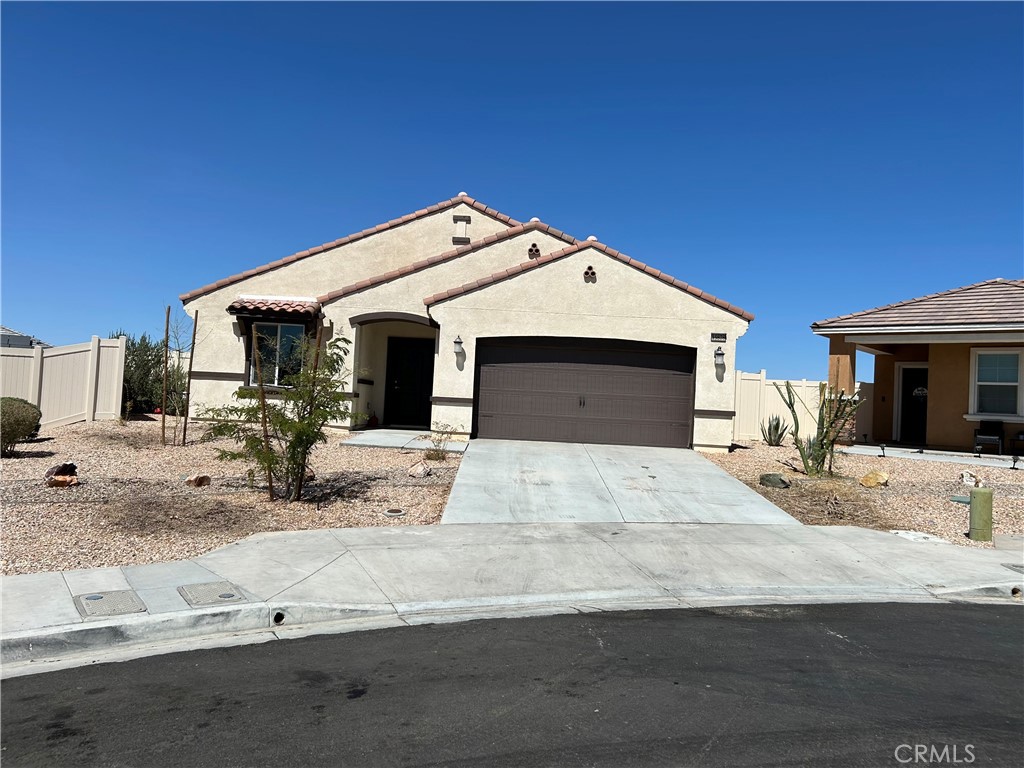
[[441, 440, 798, 525]]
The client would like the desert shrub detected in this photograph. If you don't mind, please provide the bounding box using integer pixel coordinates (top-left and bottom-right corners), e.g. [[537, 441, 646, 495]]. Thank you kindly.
[[423, 422, 461, 461], [760, 415, 790, 446], [1, 397, 42, 457]]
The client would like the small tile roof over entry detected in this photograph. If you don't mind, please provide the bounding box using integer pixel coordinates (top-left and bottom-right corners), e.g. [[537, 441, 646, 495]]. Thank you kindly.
[[227, 297, 321, 316], [812, 278, 1024, 331]]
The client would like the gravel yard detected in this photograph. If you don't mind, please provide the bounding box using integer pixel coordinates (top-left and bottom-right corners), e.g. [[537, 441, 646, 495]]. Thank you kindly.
[[0, 419, 460, 575], [4, 420, 1021, 576], [705, 442, 1024, 547]]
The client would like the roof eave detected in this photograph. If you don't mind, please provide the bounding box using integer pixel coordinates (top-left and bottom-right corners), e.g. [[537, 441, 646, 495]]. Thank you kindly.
[[812, 323, 1024, 336]]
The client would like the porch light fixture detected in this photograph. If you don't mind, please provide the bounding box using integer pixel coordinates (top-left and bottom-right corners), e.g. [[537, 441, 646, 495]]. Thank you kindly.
[[713, 346, 725, 367], [453, 336, 464, 355]]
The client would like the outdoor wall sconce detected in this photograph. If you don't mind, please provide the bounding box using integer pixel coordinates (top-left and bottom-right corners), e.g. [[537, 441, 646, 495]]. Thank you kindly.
[[453, 336, 464, 355], [713, 346, 725, 367]]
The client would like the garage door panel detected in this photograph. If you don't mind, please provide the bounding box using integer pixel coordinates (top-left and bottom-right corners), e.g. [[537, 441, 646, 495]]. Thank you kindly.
[[475, 339, 695, 448]]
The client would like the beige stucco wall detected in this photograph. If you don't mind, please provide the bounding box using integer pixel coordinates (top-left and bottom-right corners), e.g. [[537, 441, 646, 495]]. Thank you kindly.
[[426, 247, 749, 451], [183, 203, 512, 415], [329, 230, 571, 320]]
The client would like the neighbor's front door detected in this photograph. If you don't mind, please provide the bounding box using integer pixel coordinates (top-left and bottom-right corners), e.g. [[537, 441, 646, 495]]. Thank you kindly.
[[383, 337, 435, 428], [898, 366, 928, 445]]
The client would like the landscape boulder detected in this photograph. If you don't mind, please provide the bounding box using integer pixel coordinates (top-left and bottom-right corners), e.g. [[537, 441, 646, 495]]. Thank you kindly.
[[44, 462, 77, 479], [186, 473, 212, 487], [44, 462, 79, 488], [759, 473, 791, 489], [408, 460, 431, 478], [859, 470, 889, 488]]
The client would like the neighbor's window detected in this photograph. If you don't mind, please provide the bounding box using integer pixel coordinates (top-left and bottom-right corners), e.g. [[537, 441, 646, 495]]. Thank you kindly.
[[972, 350, 1021, 415], [250, 323, 305, 386]]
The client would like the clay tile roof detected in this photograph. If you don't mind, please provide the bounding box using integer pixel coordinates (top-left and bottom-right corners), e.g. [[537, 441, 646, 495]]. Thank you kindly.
[[227, 297, 321, 316], [180, 193, 522, 303], [422, 240, 754, 321], [317, 220, 577, 304], [812, 278, 1024, 332]]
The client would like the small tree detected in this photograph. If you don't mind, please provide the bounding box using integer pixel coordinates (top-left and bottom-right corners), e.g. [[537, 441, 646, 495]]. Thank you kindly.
[[775, 381, 862, 476], [200, 332, 352, 502]]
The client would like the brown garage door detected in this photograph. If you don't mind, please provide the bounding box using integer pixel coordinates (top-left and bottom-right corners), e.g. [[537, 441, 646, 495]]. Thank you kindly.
[[474, 337, 696, 448]]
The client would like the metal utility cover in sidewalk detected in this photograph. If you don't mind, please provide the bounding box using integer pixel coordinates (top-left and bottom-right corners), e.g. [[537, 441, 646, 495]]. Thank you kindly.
[[177, 581, 247, 607], [74, 590, 147, 619]]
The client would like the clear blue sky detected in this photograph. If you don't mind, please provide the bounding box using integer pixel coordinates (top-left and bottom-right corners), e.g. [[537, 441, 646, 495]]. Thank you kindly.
[[3, 2, 1021, 380]]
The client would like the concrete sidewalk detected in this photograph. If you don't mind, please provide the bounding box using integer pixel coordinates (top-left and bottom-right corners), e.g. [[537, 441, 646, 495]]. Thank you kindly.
[[3, 523, 1021, 677]]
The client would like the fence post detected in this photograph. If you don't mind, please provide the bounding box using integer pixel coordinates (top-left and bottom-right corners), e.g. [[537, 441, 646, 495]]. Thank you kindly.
[[757, 370, 767, 435], [113, 336, 127, 421], [84, 335, 101, 422], [30, 345, 45, 408]]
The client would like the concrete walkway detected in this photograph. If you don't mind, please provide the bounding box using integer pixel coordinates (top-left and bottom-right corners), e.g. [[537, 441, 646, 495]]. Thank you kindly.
[[3, 523, 1021, 677], [840, 444, 1017, 470], [441, 440, 797, 524], [344, 429, 468, 453]]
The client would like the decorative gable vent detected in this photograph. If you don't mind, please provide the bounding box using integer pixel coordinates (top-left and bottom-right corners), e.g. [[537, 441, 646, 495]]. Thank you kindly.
[[453, 215, 471, 245], [528, 243, 541, 259]]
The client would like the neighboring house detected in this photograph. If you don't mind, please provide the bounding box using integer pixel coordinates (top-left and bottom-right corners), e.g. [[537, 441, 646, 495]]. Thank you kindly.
[[180, 193, 754, 452], [0, 325, 50, 349], [812, 279, 1024, 453]]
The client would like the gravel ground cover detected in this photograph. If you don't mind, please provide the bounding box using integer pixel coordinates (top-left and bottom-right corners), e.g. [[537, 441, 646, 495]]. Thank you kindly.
[[0, 419, 461, 575], [705, 442, 1024, 547]]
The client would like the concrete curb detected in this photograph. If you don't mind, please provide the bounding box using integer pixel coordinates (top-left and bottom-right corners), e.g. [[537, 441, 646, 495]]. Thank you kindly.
[[4, 585, 1021, 678]]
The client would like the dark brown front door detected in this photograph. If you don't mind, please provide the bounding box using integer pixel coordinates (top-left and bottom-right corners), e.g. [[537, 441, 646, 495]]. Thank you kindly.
[[898, 366, 928, 445], [383, 337, 435, 427], [475, 338, 696, 448]]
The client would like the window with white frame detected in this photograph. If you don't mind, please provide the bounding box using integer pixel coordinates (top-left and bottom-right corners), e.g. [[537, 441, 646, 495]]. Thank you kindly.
[[250, 323, 305, 386], [970, 349, 1022, 416]]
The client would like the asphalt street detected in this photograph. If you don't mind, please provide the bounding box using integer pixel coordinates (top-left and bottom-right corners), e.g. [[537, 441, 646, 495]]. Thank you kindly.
[[2, 603, 1021, 767]]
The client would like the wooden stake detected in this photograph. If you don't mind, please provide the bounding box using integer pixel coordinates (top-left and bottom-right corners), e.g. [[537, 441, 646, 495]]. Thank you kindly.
[[162, 305, 170, 446], [181, 310, 199, 446]]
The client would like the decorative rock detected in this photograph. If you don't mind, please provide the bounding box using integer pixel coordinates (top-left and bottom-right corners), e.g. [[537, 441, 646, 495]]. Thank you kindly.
[[186, 474, 212, 487], [408, 460, 431, 478], [859, 470, 889, 488], [46, 475, 79, 488], [44, 463, 78, 480], [960, 470, 977, 486], [759, 473, 791, 489]]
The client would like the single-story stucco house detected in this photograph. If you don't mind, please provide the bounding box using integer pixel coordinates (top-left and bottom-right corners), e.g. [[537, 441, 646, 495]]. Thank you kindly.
[[180, 193, 753, 452], [813, 278, 1024, 453]]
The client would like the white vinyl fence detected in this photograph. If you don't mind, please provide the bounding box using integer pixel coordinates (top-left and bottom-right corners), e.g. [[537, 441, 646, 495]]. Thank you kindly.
[[0, 336, 127, 428], [734, 369, 874, 443]]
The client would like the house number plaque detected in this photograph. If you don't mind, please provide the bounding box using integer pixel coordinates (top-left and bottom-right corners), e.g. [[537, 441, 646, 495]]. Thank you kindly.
[[711, 333, 727, 342]]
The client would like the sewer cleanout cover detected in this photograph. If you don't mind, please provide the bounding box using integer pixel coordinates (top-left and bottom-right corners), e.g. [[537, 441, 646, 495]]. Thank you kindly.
[[177, 581, 247, 607], [74, 590, 147, 619]]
